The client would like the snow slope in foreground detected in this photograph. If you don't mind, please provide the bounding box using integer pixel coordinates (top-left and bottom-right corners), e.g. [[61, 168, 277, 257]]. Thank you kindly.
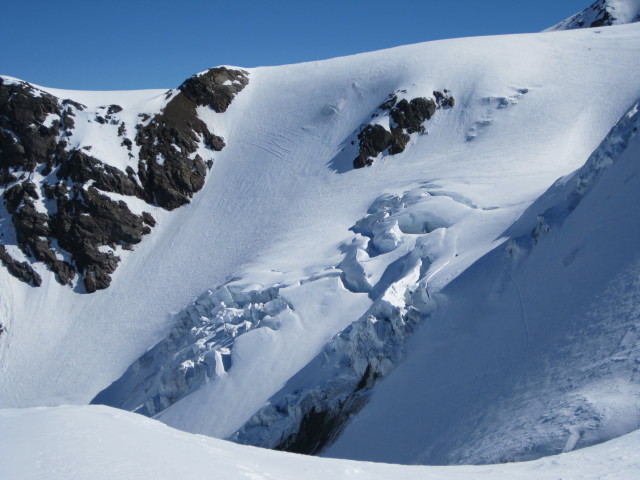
[[1, 405, 639, 480]]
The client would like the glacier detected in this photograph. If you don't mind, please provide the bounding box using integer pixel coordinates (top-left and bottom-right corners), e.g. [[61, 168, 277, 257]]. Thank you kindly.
[[2, 2, 640, 477]]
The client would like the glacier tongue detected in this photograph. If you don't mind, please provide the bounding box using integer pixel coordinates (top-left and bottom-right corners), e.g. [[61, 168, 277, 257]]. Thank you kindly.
[[227, 187, 462, 452]]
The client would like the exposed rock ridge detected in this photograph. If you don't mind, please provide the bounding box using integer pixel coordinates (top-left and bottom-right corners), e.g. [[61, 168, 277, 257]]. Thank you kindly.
[[353, 90, 454, 168], [0, 68, 248, 292], [135, 68, 249, 210]]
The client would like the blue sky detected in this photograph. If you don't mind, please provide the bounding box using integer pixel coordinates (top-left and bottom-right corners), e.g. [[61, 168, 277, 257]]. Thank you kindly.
[[1, 0, 590, 90]]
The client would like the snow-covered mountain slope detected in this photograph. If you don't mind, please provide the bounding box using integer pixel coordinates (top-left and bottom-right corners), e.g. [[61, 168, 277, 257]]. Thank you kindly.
[[86, 23, 640, 457], [547, 0, 640, 30], [322, 98, 640, 464], [2, 405, 640, 480], [2, 15, 640, 472]]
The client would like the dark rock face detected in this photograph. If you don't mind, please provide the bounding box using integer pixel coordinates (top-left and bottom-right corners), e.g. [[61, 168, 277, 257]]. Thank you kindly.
[[0, 80, 62, 180], [49, 186, 152, 292], [57, 150, 146, 200], [0, 245, 41, 286], [0, 67, 249, 292], [136, 67, 248, 210], [354, 125, 393, 168], [389, 97, 436, 134], [353, 90, 454, 169], [179, 67, 249, 113]]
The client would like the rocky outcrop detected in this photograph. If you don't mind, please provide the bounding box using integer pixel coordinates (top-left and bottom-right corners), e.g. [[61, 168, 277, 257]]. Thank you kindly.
[[50, 186, 152, 292], [0, 80, 66, 181], [0, 68, 249, 292], [135, 67, 248, 210], [179, 67, 249, 113], [0, 245, 41, 287], [353, 90, 454, 168]]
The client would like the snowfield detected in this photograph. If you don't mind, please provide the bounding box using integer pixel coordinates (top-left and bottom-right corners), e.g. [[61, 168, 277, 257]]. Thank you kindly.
[[2, 6, 640, 477], [2, 405, 640, 480]]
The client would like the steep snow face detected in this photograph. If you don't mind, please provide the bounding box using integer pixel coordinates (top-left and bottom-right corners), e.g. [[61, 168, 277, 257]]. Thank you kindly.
[[91, 24, 640, 459], [2, 25, 640, 469], [547, 0, 640, 30], [3, 405, 640, 480], [323, 100, 640, 464]]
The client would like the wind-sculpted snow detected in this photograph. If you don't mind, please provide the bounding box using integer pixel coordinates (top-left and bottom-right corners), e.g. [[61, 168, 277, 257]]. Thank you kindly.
[[466, 88, 529, 141], [93, 284, 293, 415]]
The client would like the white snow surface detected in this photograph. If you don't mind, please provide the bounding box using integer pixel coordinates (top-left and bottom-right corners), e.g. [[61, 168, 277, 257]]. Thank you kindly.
[[2, 405, 640, 480], [1, 20, 640, 470], [324, 93, 640, 464]]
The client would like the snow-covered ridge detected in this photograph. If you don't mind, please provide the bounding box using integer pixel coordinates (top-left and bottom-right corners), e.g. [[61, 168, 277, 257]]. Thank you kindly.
[[507, 98, 640, 241], [4, 405, 640, 480], [547, 0, 640, 30]]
